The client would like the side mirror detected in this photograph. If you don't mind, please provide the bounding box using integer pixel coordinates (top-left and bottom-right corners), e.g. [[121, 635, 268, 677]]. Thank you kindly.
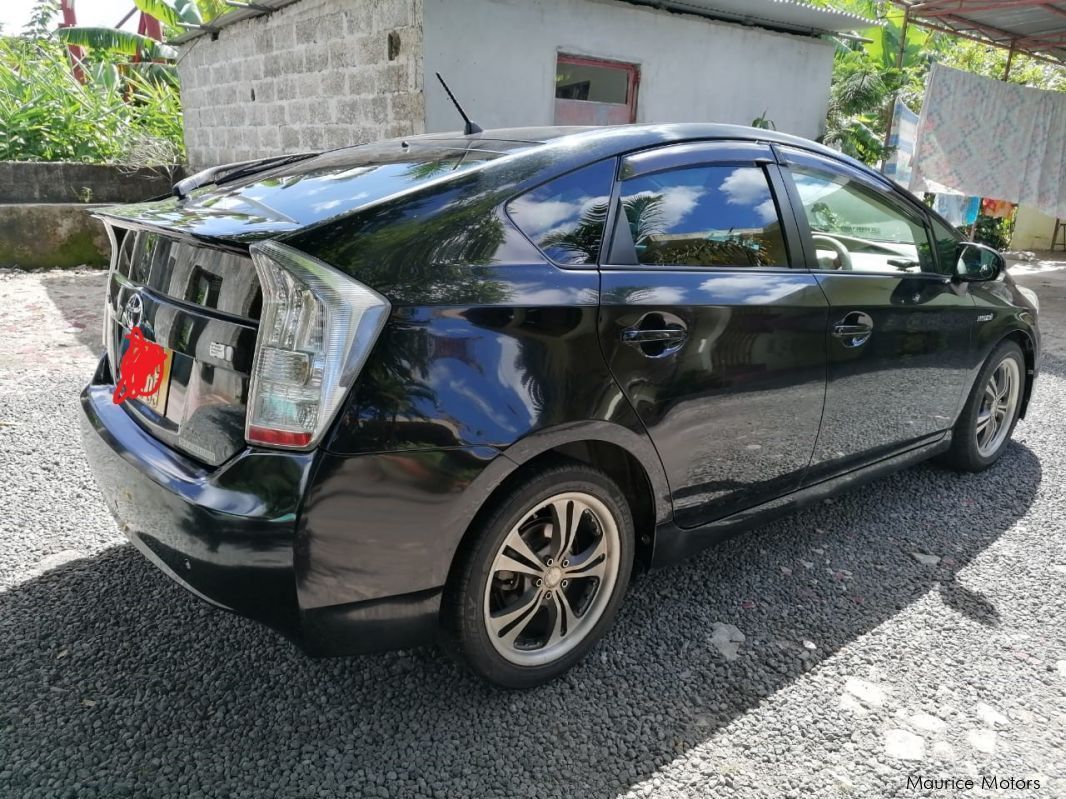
[[955, 242, 1005, 282]]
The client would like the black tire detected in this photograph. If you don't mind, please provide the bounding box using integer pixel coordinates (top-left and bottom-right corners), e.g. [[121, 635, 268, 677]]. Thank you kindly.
[[944, 339, 1026, 471], [442, 462, 634, 689]]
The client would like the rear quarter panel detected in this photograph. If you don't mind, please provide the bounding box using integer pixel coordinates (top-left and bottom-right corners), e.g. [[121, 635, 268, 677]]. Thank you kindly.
[[284, 169, 657, 460], [284, 182, 673, 607]]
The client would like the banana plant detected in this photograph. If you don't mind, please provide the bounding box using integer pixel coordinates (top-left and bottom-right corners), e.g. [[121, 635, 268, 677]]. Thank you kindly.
[[131, 0, 204, 28], [55, 27, 178, 60], [52, 0, 223, 89], [132, 0, 231, 35], [0, 37, 184, 164], [53, 0, 222, 63]]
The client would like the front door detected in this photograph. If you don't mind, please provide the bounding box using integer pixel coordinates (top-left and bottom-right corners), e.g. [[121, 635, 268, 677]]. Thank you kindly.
[[777, 146, 976, 481], [598, 142, 828, 528]]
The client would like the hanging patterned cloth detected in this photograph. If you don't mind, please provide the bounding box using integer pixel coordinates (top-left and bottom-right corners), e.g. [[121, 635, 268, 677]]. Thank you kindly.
[[910, 64, 1066, 219]]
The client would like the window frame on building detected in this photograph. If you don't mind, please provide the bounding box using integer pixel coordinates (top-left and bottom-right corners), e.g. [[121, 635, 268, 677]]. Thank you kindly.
[[553, 53, 640, 126]]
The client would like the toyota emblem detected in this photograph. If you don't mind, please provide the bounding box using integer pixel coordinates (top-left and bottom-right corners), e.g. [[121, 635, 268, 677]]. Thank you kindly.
[[121, 293, 144, 329]]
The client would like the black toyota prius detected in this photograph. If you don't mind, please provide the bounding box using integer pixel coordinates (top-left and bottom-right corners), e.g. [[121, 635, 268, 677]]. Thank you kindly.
[[80, 124, 1040, 688]]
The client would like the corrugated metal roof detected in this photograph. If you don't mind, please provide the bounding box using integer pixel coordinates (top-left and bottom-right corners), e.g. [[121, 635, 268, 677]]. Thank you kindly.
[[620, 0, 877, 35], [172, 0, 876, 46], [893, 1, 1066, 66]]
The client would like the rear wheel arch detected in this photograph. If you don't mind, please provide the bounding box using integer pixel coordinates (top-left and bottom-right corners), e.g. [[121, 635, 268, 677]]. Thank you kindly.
[[444, 429, 668, 598], [536, 440, 657, 569]]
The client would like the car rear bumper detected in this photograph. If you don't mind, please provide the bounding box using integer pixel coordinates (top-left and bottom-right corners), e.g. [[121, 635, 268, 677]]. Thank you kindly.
[[80, 373, 311, 639], [79, 356, 452, 655]]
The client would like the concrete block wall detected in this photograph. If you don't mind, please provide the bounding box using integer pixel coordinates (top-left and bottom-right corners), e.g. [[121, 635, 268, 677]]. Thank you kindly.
[[178, 0, 424, 169], [0, 162, 182, 204], [0, 205, 109, 268]]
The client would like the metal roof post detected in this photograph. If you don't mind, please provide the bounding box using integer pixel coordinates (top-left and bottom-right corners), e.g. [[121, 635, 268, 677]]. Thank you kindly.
[[881, 5, 911, 173]]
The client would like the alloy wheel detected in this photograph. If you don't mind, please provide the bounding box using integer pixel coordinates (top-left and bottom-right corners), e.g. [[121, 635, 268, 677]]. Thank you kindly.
[[483, 491, 621, 666], [976, 356, 1021, 458]]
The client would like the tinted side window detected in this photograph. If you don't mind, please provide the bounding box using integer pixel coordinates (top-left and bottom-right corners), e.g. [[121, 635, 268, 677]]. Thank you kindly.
[[507, 160, 615, 265], [791, 166, 937, 274], [619, 165, 788, 267]]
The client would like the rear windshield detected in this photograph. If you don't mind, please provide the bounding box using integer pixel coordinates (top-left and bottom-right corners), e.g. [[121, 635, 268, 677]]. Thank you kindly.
[[191, 140, 532, 227]]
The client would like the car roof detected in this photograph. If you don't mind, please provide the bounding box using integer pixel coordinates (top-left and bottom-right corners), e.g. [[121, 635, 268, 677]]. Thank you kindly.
[[408, 123, 850, 161], [410, 123, 810, 147], [108, 123, 904, 244], [402, 123, 888, 190]]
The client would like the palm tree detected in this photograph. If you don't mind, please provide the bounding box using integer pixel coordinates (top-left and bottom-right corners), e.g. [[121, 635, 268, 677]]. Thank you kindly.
[[819, 50, 895, 163], [624, 194, 668, 245], [404, 160, 463, 181]]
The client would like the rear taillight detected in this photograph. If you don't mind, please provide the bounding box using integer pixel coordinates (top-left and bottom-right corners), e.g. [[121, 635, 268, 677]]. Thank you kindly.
[[246, 241, 390, 450]]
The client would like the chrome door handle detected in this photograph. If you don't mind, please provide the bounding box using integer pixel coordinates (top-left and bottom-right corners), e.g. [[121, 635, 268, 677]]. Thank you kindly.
[[831, 311, 874, 348], [621, 317, 688, 358], [831, 323, 872, 337], [621, 329, 687, 344]]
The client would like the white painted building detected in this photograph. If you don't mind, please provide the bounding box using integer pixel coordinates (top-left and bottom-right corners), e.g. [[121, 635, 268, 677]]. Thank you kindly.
[[174, 0, 871, 169], [1011, 204, 1063, 252]]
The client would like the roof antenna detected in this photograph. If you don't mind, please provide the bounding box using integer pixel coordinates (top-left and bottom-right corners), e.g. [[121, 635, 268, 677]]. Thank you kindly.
[[436, 72, 483, 135]]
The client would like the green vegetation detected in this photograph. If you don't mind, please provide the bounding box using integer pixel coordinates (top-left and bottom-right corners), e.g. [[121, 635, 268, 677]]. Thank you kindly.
[[811, 0, 1064, 165], [972, 215, 1014, 252], [0, 0, 224, 165], [0, 36, 183, 164], [806, 1, 1064, 248], [54, 0, 226, 60]]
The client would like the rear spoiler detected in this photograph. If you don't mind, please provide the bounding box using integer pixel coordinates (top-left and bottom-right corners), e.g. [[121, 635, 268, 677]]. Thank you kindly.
[[173, 152, 319, 199]]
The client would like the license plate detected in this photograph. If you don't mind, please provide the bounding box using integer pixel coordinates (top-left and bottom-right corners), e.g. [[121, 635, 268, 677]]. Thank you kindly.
[[138, 348, 173, 414]]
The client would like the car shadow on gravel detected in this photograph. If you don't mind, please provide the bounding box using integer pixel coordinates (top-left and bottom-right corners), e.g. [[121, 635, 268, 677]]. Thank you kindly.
[[40, 269, 108, 355], [0, 443, 1041, 798]]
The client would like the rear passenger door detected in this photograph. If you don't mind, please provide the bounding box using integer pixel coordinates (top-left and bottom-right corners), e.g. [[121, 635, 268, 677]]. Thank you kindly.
[[598, 142, 829, 528], [776, 146, 976, 481]]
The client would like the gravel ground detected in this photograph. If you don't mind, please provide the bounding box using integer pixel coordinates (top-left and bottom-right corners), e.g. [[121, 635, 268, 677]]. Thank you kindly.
[[1, 262, 1065, 799]]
